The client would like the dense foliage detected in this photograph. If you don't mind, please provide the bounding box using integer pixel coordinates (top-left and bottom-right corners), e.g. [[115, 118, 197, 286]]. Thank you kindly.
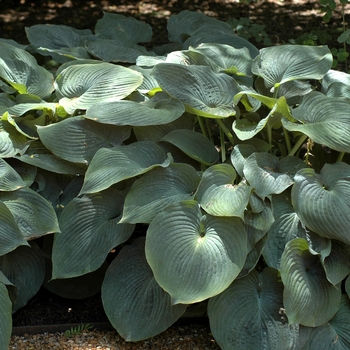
[[1, 10, 350, 349]]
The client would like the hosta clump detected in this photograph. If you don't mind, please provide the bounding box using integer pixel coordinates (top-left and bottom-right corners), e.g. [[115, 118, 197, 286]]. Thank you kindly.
[[1, 9, 350, 350]]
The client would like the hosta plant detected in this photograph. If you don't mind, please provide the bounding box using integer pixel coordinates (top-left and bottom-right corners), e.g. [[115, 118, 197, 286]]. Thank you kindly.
[[1, 9, 350, 350]]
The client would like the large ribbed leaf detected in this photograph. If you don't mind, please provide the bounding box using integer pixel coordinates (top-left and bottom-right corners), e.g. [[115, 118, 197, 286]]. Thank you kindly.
[[230, 144, 257, 177], [292, 163, 350, 244], [0, 201, 28, 256], [25, 24, 92, 61], [120, 163, 200, 224], [55, 62, 143, 114], [85, 93, 184, 126], [283, 92, 350, 153], [280, 238, 341, 327], [52, 188, 135, 279], [80, 141, 171, 195], [0, 158, 26, 191], [252, 45, 332, 91], [208, 268, 299, 350], [300, 295, 350, 350], [195, 163, 251, 218], [95, 12, 152, 44], [37, 116, 131, 164], [167, 10, 232, 43], [0, 120, 30, 158], [86, 38, 151, 64], [102, 238, 187, 341], [160, 129, 219, 165], [323, 240, 350, 286], [145, 200, 247, 304], [263, 193, 307, 270], [0, 241, 45, 312], [0, 282, 12, 349], [243, 153, 307, 199], [15, 141, 86, 175], [0, 41, 54, 98], [152, 63, 238, 118], [0, 187, 60, 239], [190, 43, 253, 84]]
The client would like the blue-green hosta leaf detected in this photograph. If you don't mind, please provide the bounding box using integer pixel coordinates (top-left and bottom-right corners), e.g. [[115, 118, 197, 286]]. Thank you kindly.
[[243, 152, 307, 199], [190, 43, 253, 85], [167, 10, 232, 43], [80, 141, 171, 195], [37, 116, 131, 164], [0, 120, 29, 158], [300, 295, 350, 350], [0, 241, 45, 312], [145, 200, 247, 304], [120, 163, 200, 224], [292, 163, 350, 244], [160, 129, 219, 166], [0, 41, 54, 98], [86, 38, 151, 64], [0, 282, 12, 348], [323, 240, 350, 286], [152, 63, 238, 118], [346, 275, 350, 299], [52, 188, 135, 279], [0, 158, 26, 191], [321, 69, 350, 97], [25, 24, 93, 60], [252, 45, 332, 91], [263, 193, 307, 270], [244, 200, 274, 250], [102, 237, 187, 342], [280, 238, 341, 327], [7, 102, 57, 117], [230, 144, 257, 177], [85, 93, 184, 126], [184, 33, 259, 59], [15, 141, 87, 175], [0, 92, 16, 114], [0, 201, 28, 256], [208, 268, 299, 350], [283, 92, 350, 153], [0, 187, 60, 239], [129, 66, 159, 94], [195, 163, 251, 218], [232, 96, 294, 140], [95, 12, 152, 44], [55, 62, 143, 114]]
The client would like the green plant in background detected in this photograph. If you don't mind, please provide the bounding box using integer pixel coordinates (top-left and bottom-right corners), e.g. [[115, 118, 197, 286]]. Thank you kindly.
[[320, 0, 349, 69], [1, 9, 350, 350], [227, 17, 272, 46], [64, 324, 93, 338]]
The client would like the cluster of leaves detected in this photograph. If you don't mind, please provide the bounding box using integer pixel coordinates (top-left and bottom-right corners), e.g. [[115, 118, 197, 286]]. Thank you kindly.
[[1, 9, 350, 350]]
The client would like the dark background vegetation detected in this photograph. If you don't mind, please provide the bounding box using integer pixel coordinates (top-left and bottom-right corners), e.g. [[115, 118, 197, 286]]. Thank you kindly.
[[0, 0, 348, 49]]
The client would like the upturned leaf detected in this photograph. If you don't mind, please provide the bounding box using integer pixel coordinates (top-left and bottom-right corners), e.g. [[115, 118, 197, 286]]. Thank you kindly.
[[145, 200, 247, 304], [280, 238, 341, 327], [80, 141, 171, 195]]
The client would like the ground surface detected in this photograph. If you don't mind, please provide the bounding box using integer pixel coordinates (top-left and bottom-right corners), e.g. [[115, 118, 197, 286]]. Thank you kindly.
[[0, 0, 349, 49], [1, 0, 350, 348]]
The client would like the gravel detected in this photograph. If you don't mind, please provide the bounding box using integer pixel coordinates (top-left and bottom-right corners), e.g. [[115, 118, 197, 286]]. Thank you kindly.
[[9, 323, 221, 350]]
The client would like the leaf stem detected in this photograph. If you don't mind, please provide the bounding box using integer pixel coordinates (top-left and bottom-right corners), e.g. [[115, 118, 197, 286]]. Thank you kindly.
[[337, 151, 345, 162], [288, 134, 308, 157], [283, 126, 292, 154], [197, 115, 208, 139], [220, 127, 226, 163], [216, 119, 235, 146]]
